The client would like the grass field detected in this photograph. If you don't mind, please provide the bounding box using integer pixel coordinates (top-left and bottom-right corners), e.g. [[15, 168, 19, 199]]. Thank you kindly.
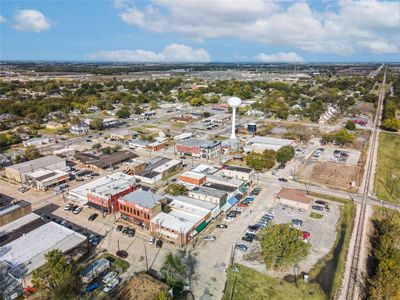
[[223, 264, 325, 300], [374, 132, 400, 203], [309, 212, 323, 219], [308, 193, 355, 299], [100, 253, 130, 272]]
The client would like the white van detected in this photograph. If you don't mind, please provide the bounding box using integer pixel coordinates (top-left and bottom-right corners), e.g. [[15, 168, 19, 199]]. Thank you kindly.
[[103, 278, 119, 293], [102, 271, 117, 284]]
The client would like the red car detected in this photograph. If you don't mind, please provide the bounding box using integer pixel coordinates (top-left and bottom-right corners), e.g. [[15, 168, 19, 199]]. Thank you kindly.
[[303, 231, 311, 239], [238, 202, 249, 207], [116, 250, 128, 259]]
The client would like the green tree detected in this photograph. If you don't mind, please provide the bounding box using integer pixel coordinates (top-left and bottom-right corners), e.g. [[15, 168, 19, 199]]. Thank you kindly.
[[246, 151, 275, 171], [259, 223, 311, 270], [160, 252, 188, 288], [92, 143, 102, 151], [149, 101, 159, 110], [32, 249, 82, 300], [344, 120, 356, 131], [382, 118, 400, 132], [24, 145, 42, 160], [165, 184, 188, 196], [276, 146, 295, 164], [202, 111, 211, 118], [116, 107, 130, 119], [258, 124, 274, 136], [89, 118, 103, 130]]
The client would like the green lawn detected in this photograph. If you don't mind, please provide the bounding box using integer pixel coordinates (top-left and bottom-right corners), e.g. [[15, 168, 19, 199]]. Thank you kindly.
[[374, 132, 400, 203], [309, 212, 323, 219], [223, 264, 324, 300], [100, 253, 130, 272]]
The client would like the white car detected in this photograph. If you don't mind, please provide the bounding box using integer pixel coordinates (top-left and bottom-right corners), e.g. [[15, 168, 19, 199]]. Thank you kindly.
[[60, 220, 68, 227], [73, 207, 82, 214], [204, 235, 216, 241], [223, 217, 234, 222], [102, 271, 118, 284], [148, 236, 155, 244], [64, 204, 72, 211], [103, 278, 119, 293]]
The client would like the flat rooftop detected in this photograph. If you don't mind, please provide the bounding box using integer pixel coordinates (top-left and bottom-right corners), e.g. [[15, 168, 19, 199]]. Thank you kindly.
[[119, 190, 164, 208], [249, 136, 294, 146], [202, 182, 237, 193], [189, 186, 227, 198], [0, 220, 86, 275], [225, 165, 253, 173], [6, 155, 65, 173], [180, 171, 206, 180], [177, 138, 219, 148], [0, 200, 31, 217]]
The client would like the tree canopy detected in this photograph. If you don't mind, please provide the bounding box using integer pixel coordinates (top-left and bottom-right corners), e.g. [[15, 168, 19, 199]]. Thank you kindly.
[[259, 223, 311, 271], [276, 146, 295, 164], [32, 250, 82, 300], [246, 150, 276, 171], [160, 252, 188, 288], [165, 184, 188, 196]]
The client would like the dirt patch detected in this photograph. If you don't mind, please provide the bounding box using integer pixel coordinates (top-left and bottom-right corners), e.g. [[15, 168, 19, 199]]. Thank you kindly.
[[114, 272, 168, 300], [296, 161, 360, 191]]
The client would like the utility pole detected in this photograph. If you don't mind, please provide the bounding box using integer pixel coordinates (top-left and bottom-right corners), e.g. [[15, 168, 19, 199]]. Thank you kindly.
[[144, 243, 149, 271]]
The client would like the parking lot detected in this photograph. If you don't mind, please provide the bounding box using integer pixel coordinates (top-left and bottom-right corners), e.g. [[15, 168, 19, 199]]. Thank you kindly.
[[235, 198, 340, 275], [310, 147, 361, 166]]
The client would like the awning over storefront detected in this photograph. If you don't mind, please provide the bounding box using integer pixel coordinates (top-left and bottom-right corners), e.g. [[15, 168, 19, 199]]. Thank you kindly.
[[195, 220, 207, 233]]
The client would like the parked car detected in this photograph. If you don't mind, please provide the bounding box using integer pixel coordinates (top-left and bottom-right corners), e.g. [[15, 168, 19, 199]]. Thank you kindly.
[[292, 219, 303, 227], [18, 186, 29, 193], [89, 235, 101, 246], [88, 213, 98, 221], [73, 207, 82, 214], [241, 234, 254, 243], [85, 282, 100, 293], [102, 271, 118, 284], [103, 278, 119, 293], [303, 231, 311, 240], [60, 220, 68, 227], [204, 235, 216, 241], [116, 225, 123, 232], [235, 244, 248, 252], [148, 236, 155, 244], [238, 202, 249, 207], [312, 205, 324, 211], [315, 200, 327, 206], [127, 228, 135, 237], [122, 226, 129, 235], [116, 250, 128, 259], [278, 178, 288, 182], [64, 203, 72, 211], [216, 224, 228, 229], [224, 216, 234, 222]]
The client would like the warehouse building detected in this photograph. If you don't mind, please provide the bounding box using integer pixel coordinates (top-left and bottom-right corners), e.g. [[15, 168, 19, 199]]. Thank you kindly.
[[134, 157, 182, 185], [5, 156, 67, 184], [179, 171, 207, 186], [188, 186, 227, 207], [244, 136, 295, 153], [222, 165, 254, 181], [276, 187, 312, 210]]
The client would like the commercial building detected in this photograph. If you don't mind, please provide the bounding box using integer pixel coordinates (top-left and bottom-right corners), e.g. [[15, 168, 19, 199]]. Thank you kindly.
[[75, 150, 138, 171], [118, 190, 164, 230], [81, 258, 110, 284], [53, 147, 76, 157], [175, 139, 221, 160], [134, 157, 183, 185], [68, 173, 138, 212], [5, 156, 67, 184], [276, 187, 312, 210], [129, 139, 150, 150], [171, 115, 193, 124], [188, 186, 227, 207], [174, 132, 194, 141], [110, 130, 133, 141], [222, 165, 254, 182], [209, 113, 231, 123], [0, 213, 86, 279], [24, 169, 70, 191], [150, 196, 217, 246], [179, 171, 207, 186], [146, 141, 168, 152], [244, 136, 295, 153], [0, 200, 31, 227], [22, 137, 50, 147]]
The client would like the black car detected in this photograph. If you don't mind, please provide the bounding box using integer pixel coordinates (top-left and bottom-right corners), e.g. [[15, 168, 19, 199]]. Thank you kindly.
[[122, 226, 129, 235], [315, 200, 327, 206], [116, 225, 123, 232], [312, 205, 324, 211], [278, 178, 288, 182], [216, 224, 228, 229], [88, 213, 98, 221], [227, 212, 237, 218], [248, 225, 260, 231], [127, 228, 135, 237], [241, 235, 254, 243]]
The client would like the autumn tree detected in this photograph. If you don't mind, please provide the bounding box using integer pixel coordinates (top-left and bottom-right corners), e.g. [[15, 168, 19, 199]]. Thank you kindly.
[[160, 252, 188, 288]]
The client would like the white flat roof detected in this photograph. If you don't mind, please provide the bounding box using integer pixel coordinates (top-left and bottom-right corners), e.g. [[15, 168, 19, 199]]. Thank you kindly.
[[153, 159, 181, 173], [249, 136, 294, 146], [151, 212, 196, 233], [180, 171, 206, 180], [0, 219, 86, 274]]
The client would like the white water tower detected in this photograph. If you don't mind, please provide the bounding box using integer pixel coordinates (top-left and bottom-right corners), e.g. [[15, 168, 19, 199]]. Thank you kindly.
[[228, 96, 242, 140]]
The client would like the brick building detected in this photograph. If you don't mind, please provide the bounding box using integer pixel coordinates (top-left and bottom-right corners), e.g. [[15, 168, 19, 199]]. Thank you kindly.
[[175, 139, 221, 160]]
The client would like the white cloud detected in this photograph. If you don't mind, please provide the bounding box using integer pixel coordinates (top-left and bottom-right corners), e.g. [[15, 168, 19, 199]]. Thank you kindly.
[[115, 0, 400, 55], [0, 15, 6, 24], [87, 44, 211, 62], [255, 52, 303, 63], [13, 9, 52, 32]]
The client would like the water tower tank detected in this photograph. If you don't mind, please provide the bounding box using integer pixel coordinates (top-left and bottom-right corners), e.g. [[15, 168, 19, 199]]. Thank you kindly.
[[248, 122, 257, 133]]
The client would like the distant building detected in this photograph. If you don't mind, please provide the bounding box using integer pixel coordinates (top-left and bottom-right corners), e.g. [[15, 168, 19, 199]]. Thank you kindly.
[[208, 113, 231, 123], [319, 105, 340, 124], [46, 121, 63, 130], [171, 115, 193, 124], [244, 136, 295, 153], [276, 187, 312, 210], [134, 157, 183, 185], [222, 165, 254, 182], [188, 186, 227, 207], [110, 130, 133, 141], [68, 172, 138, 212], [24, 168, 70, 191], [118, 190, 164, 230], [175, 139, 221, 160], [23, 137, 50, 147], [74, 150, 138, 171], [5, 155, 67, 184], [146, 141, 168, 152], [179, 171, 207, 186], [70, 122, 89, 135], [129, 139, 150, 150], [174, 132, 194, 141]]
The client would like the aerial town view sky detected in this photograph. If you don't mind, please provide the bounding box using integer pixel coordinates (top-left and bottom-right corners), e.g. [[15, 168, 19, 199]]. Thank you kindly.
[[1, 0, 399, 62]]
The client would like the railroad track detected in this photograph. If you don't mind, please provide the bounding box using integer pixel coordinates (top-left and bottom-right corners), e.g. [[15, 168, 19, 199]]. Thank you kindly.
[[345, 67, 386, 300]]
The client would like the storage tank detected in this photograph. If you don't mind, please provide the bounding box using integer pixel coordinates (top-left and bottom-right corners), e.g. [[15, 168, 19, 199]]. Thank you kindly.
[[247, 123, 257, 134]]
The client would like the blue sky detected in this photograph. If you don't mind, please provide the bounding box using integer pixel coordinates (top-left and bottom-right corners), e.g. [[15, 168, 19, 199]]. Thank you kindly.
[[1, 0, 399, 62]]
